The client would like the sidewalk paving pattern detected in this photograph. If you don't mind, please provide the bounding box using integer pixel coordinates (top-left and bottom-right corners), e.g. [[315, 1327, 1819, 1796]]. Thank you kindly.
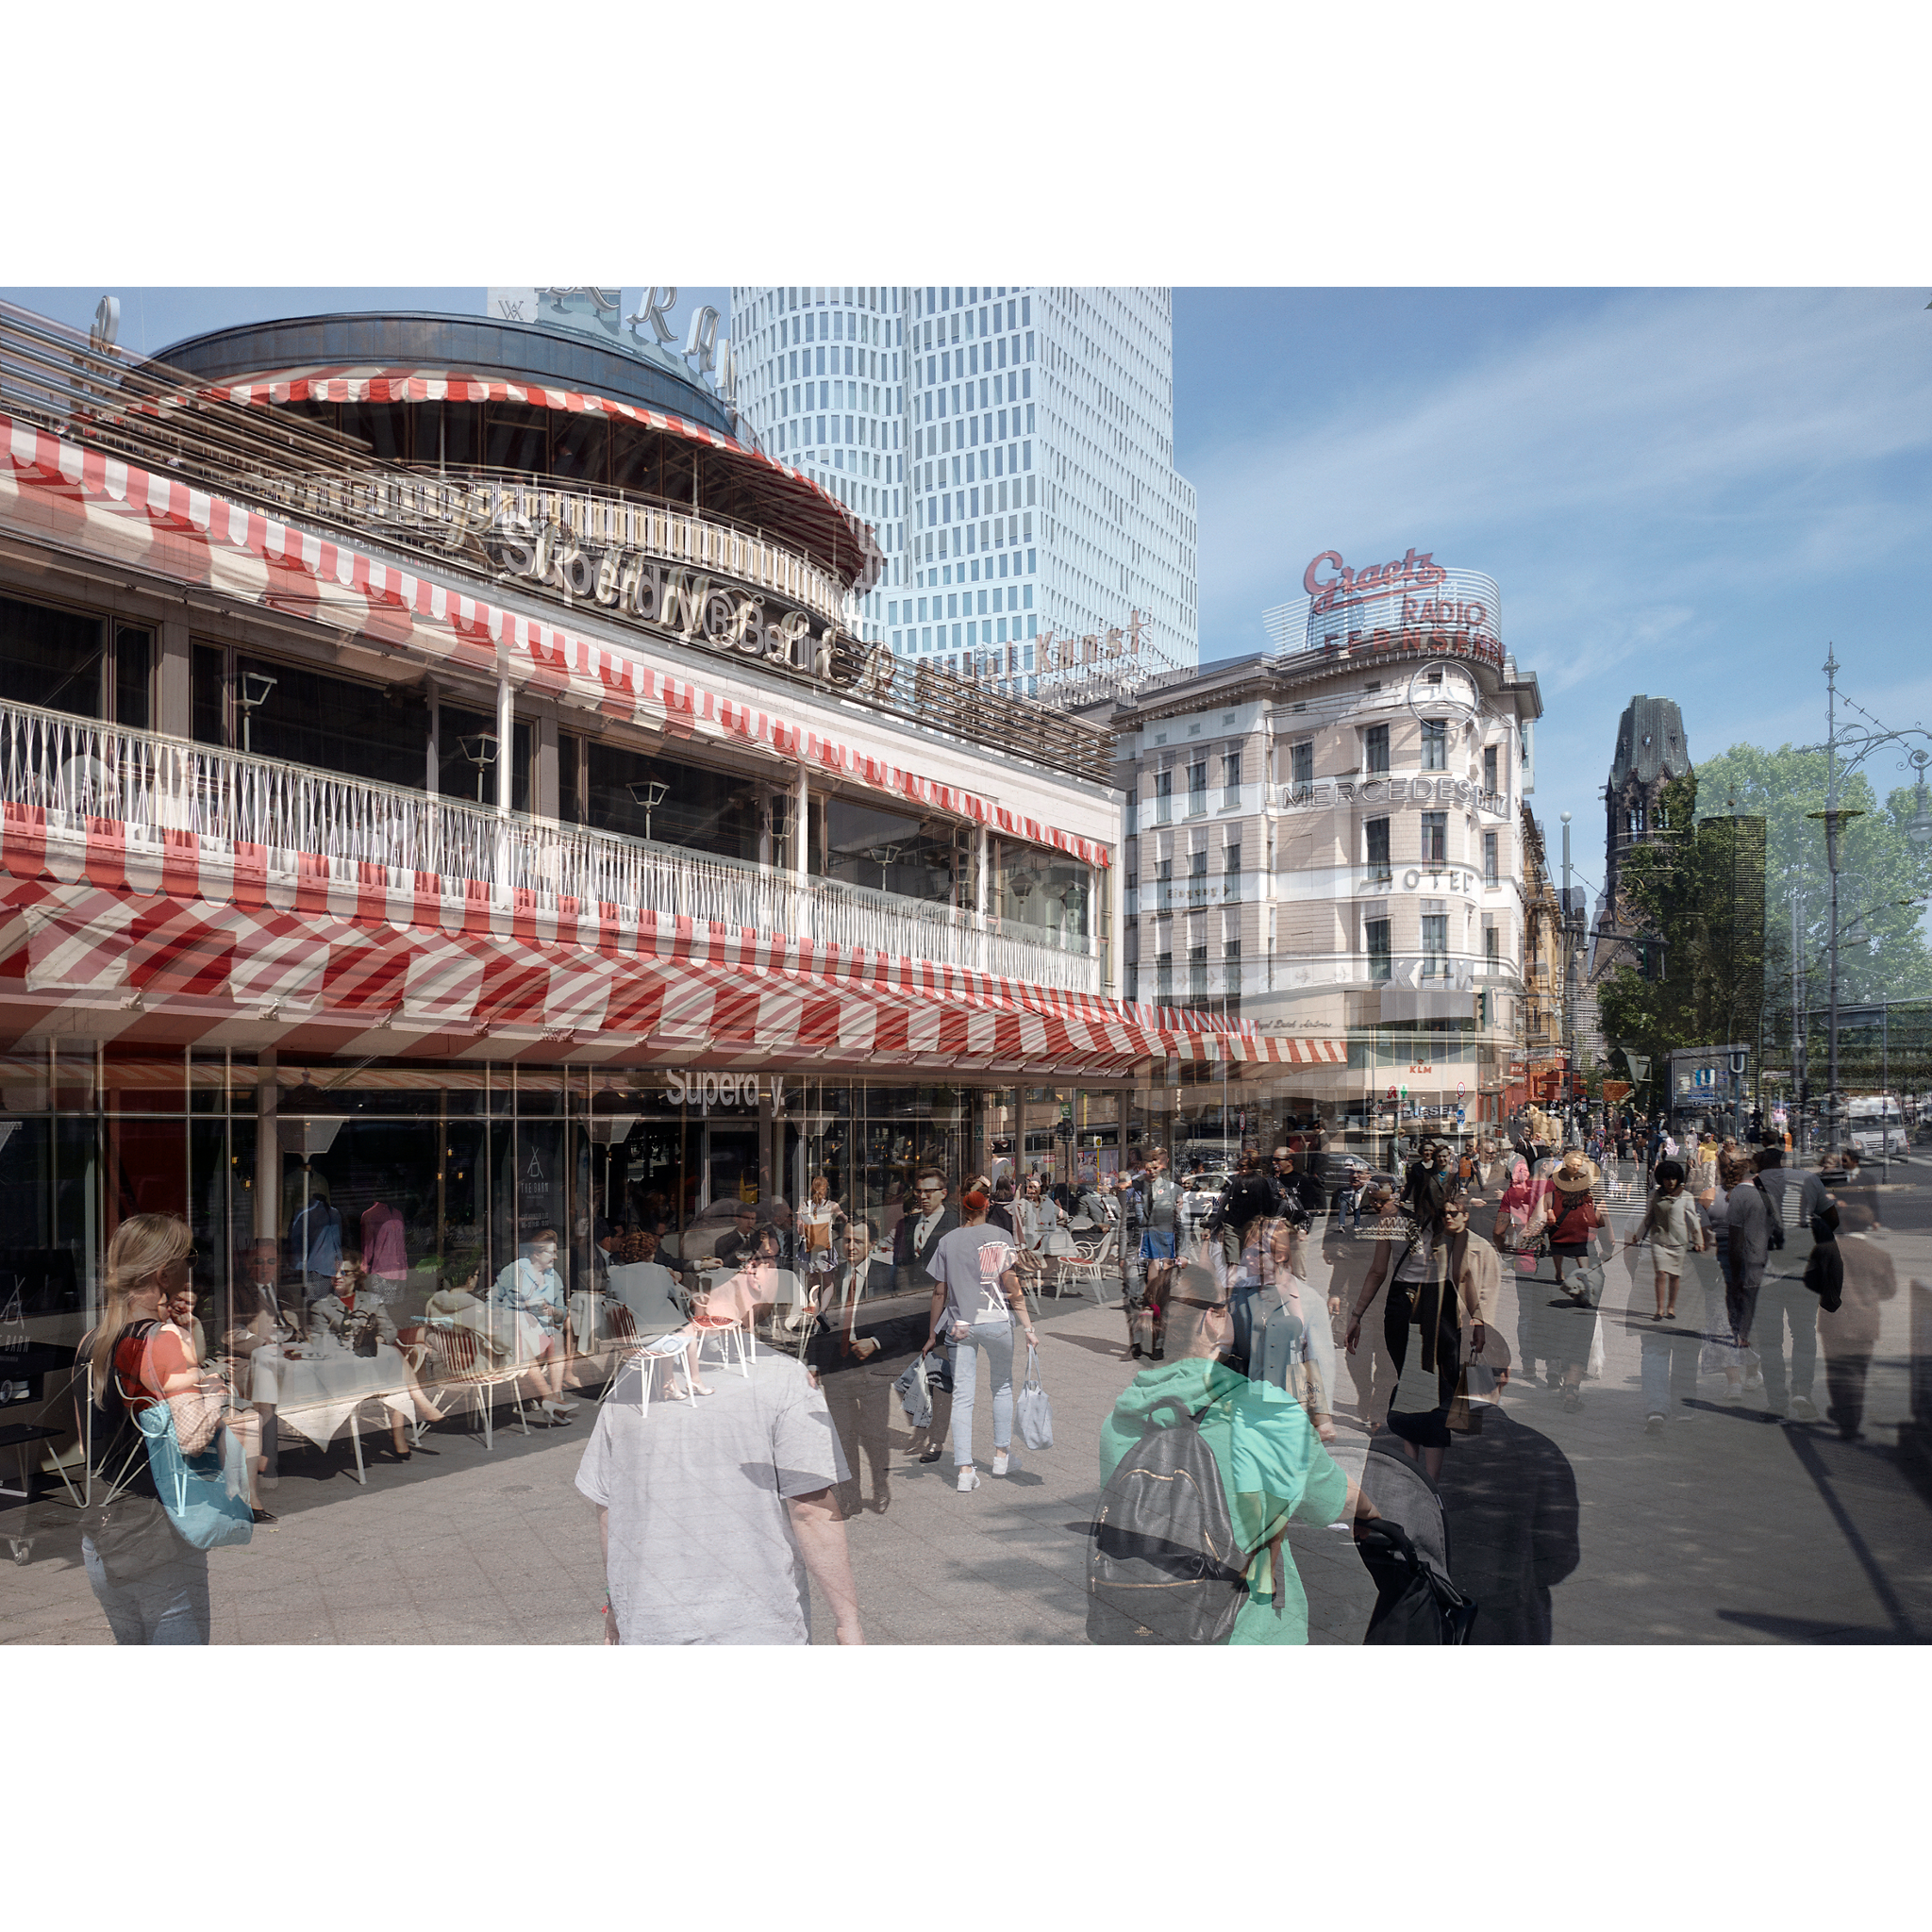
[[6, 1190, 1931, 1645]]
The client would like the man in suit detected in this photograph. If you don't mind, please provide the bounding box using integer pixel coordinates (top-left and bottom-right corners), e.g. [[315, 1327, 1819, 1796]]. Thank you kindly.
[[892, 1168, 959, 1296], [710, 1202, 760, 1273], [810, 1218, 898, 1349], [811, 1217, 924, 1513]]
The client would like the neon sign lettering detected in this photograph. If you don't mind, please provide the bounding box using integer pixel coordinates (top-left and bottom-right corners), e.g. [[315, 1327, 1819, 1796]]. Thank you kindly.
[[1303, 546, 1447, 615]]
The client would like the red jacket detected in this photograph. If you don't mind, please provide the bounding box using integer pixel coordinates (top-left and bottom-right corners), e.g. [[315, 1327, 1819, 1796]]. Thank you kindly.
[[1544, 1190, 1603, 1247]]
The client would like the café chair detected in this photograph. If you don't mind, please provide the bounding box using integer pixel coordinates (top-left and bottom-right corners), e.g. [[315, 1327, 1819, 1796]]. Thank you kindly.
[[1055, 1222, 1121, 1307], [428, 1325, 531, 1451]]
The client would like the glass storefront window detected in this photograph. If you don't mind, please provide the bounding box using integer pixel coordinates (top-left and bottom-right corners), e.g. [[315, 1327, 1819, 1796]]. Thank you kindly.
[[1, 593, 108, 721], [485, 401, 550, 474], [585, 740, 758, 862], [0, 1052, 1119, 1491], [822, 800, 968, 903], [995, 841, 1091, 950], [202, 652, 432, 790]]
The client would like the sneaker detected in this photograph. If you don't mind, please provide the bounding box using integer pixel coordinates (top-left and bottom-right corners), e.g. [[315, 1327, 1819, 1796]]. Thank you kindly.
[[1722, 1386, 1744, 1405], [992, 1450, 1017, 1476], [957, 1466, 980, 1493], [1790, 1394, 1819, 1423], [1744, 1369, 1765, 1391], [1645, 1414, 1666, 1435]]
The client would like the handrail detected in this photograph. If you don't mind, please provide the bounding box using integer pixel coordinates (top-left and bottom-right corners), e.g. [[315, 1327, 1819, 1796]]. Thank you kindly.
[[0, 698, 1099, 993]]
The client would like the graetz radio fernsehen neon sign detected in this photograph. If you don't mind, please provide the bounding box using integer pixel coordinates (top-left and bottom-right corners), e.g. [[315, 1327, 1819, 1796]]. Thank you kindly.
[[1303, 546, 1447, 611], [1301, 546, 1503, 669]]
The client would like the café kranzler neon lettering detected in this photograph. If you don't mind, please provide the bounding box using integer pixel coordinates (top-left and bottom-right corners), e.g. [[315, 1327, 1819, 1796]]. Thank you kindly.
[[441, 490, 895, 699]]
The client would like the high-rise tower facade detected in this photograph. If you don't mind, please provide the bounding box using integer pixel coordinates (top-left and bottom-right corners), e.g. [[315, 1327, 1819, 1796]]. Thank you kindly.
[[727, 285, 1196, 701]]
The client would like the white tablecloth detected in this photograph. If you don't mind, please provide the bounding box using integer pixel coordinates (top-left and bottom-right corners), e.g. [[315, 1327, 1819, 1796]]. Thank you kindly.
[[248, 1342, 419, 1447]]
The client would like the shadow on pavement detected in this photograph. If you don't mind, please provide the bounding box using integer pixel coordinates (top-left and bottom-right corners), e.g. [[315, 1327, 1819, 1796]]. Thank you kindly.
[[1715, 1610, 1905, 1643]]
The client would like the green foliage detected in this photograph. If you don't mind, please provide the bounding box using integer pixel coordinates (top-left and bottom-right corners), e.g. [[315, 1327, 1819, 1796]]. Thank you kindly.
[[1691, 740, 1932, 1009], [1598, 771, 1770, 1082], [1599, 741, 1932, 1093]]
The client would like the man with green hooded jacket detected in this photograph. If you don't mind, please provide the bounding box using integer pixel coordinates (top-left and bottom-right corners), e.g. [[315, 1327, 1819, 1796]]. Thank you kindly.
[[1098, 1264, 1377, 1644]]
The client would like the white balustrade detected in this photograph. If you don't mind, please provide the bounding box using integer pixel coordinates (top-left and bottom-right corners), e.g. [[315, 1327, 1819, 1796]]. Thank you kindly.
[[0, 700, 1099, 994]]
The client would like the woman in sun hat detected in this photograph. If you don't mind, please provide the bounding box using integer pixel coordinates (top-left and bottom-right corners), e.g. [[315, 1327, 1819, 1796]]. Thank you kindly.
[[1541, 1152, 1605, 1292]]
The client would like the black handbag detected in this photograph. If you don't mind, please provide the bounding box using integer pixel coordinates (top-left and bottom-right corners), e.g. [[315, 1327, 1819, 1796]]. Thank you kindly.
[[1802, 1223, 1844, 1313], [84, 1492, 183, 1581]]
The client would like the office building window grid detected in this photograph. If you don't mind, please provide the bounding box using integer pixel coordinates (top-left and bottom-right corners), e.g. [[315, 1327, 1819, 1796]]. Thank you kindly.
[[731, 285, 1197, 699]]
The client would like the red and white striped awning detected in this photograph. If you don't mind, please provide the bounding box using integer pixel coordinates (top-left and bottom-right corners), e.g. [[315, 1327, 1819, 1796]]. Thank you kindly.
[[0, 416, 1109, 871], [0, 807, 1284, 1075], [129, 363, 885, 591]]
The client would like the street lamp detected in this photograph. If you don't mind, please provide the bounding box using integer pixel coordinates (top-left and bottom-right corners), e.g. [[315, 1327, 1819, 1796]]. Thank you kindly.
[[238, 671, 277, 755], [625, 778, 669, 841], [1909, 749, 1932, 846], [458, 732, 497, 805], [1796, 646, 1932, 1153]]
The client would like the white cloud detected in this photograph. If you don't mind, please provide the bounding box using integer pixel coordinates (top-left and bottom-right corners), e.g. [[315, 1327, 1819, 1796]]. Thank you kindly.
[[1191, 289, 1932, 629]]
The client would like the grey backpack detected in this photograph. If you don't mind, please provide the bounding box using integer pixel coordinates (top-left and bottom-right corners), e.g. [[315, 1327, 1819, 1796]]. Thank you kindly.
[[1088, 1399, 1247, 1644]]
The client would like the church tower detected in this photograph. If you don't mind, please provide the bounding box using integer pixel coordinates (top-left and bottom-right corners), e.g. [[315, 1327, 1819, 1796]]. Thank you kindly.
[[1604, 694, 1692, 911], [1581, 695, 1694, 1074]]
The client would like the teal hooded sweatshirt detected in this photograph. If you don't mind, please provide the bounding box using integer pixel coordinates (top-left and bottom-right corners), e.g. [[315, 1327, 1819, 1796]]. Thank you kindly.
[[1098, 1357, 1350, 1645]]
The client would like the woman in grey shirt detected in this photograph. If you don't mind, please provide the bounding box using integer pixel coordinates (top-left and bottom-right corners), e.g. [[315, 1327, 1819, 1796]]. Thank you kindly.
[[923, 1190, 1038, 1493]]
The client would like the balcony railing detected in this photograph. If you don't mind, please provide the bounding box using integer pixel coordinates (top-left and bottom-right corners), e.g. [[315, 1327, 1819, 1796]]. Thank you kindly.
[[256, 465, 857, 629], [1124, 955, 1524, 1007], [0, 700, 1099, 994]]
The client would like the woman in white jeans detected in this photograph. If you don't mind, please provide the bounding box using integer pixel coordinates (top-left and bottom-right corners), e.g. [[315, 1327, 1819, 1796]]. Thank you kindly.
[[923, 1189, 1037, 1492]]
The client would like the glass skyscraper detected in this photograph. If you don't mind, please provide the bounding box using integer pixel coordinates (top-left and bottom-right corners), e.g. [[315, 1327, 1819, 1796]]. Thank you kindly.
[[727, 285, 1197, 700]]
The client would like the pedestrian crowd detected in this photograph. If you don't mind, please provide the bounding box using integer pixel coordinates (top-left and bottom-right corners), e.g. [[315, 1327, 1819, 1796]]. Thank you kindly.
[[57, 1111, 1896, 1648]]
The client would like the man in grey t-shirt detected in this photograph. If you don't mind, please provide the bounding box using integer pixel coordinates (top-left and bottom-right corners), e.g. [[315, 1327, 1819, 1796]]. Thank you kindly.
[[575, 1350, 864, 1644], [1725, 1148, 1834, 1420]]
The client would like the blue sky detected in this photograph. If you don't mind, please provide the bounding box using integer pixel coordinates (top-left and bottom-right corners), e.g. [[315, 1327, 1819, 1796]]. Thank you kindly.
[[8, 283, 1927, 918], [1172, 288, 1932, 911]]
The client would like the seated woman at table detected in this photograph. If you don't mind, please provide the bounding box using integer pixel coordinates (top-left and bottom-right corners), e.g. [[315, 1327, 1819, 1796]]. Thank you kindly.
[[310, 1255, 449, 1456], [157, 1276, 273, 1519], [488, 1231, 579, 1423], [425, 1258, 506, 1351], [683, 1229, 786, 1395], [604, 1229, 687, 1338]]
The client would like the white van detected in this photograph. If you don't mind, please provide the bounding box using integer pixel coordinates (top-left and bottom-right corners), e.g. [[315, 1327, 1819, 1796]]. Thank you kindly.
[[1845, 1095, 1907, 1157]]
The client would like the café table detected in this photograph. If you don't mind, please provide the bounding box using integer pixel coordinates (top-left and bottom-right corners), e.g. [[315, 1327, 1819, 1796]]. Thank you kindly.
[[247, 1339, 423, 1484]]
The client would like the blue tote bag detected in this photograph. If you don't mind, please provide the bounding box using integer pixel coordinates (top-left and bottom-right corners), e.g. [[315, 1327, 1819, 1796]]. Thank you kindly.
[[133, 1401, 255, 1552]]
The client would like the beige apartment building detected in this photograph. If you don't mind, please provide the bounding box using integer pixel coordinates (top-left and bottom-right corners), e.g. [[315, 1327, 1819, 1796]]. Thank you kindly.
[[1100, 568, 1544, 1164]]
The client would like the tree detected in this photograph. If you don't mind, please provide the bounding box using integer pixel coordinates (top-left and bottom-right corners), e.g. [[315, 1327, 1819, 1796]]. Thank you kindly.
[[1598, 742, 1932, 1109], [1690, 741, 1932, 1009], [1596, 771, 1771, 1097]]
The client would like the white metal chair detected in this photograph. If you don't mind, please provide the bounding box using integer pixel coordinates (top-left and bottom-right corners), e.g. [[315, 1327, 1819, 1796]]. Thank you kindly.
[[691, 1303, 753, 1377], [428, 1324, 531, 1450], [1054, 1222, 1122, 1306]]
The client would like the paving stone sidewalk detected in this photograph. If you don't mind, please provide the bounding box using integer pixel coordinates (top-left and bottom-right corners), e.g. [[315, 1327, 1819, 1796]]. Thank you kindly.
[[6, 1200, 1930, 1645]]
